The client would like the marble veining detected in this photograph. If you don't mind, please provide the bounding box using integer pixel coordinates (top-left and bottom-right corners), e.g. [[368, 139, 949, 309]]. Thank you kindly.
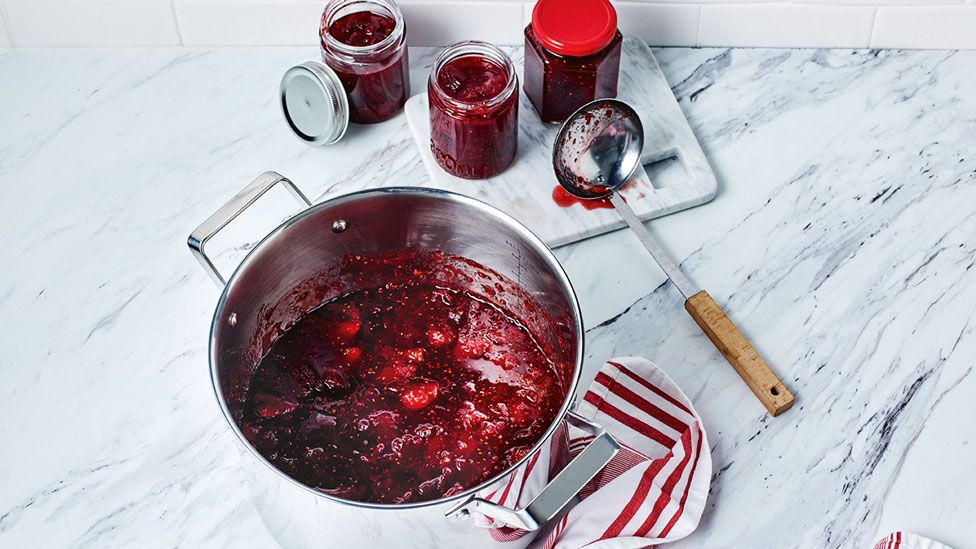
[[0, 45, 974, 548]]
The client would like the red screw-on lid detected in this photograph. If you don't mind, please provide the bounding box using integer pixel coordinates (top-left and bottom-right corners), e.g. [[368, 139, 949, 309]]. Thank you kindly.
[[531, 0, 618, 57]]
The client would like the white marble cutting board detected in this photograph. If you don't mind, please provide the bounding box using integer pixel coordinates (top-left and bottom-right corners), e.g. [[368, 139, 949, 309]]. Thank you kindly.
[[404, 37, 717, 247]]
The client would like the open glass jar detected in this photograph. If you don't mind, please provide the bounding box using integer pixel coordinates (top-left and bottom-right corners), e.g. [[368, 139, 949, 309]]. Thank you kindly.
[[523, 0, 622, 123], [320, 0, 410, 124], [428, 41, 519, 179]]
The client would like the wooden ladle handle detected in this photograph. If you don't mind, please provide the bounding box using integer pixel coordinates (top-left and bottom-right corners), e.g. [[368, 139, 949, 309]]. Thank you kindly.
[[684, 290, 794, 416]]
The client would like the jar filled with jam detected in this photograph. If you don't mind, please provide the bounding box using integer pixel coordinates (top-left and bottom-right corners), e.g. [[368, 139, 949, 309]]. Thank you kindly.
[[320, 0, 409, 124], [523, 0, 622, 123], [428, 41, 518, 179]]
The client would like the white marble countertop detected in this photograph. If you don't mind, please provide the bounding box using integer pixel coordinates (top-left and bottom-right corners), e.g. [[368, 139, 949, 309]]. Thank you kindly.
[[1, 46, 974, 548]]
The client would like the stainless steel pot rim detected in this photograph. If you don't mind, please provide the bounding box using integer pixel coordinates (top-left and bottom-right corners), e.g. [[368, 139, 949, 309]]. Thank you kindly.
[[209, 186, 585, 510]]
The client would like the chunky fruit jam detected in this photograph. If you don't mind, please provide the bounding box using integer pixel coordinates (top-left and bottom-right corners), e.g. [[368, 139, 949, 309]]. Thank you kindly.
[[328, 11, 393, 47], [437, 56, 509, 101], [239, 250, 564, 504], [429, 51, 518, 179], [523, 25, 622, 124], [321, 10, 410, 124]]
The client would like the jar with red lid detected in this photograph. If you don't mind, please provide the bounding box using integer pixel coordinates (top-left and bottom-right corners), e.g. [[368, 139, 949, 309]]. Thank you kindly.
[[523, 0, 622, 123], [428, 41, 519, 179], [320, 0, 409, 124]]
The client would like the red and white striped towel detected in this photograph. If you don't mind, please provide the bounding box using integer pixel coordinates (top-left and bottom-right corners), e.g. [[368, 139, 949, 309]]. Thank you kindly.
[[873, 532, 954, 549], [465, 358, 956, 549], [471, 357, 712, 548]]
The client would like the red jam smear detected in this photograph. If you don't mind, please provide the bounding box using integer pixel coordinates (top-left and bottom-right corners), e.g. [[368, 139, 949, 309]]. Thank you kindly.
[[429, 55, 518, 179], [240, 251, 563, 504], [321, 11, 410, 124], [523, 25, 623, 124], [551, 185, 613, 209]]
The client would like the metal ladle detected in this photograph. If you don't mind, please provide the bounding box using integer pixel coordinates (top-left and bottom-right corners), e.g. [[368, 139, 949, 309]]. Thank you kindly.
[[553, 99, 794, 416]]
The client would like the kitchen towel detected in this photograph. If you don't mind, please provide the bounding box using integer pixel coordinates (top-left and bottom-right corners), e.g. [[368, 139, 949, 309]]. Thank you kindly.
[[471, 356, 712, 548], [873, 532, 954, 549]]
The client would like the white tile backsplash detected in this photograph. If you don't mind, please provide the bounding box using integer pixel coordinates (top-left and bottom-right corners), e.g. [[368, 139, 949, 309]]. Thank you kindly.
[[3, 0, 181, 46], [615, 3, 700, 46], [0, 0, 974, 48], [698, 4, 876, 47], [400, 1, 523, 46], [175, 0, 321, 46], [797, 0, 959, 6], [872, 6, 976, 48]]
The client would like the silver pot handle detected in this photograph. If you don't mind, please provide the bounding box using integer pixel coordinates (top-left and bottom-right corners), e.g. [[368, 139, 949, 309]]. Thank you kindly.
[[446, 411, 620, 531], [188, 171, 311, 287]]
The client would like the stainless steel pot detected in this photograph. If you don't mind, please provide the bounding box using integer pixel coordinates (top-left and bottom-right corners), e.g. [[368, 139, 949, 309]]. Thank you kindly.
[[188, 172, 619, 549]]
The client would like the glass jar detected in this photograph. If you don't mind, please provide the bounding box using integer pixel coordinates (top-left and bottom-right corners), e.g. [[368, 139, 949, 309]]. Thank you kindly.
[[523, 0, 622, 123], [428, 41, 519, 179], [320, 0, 409, 124]]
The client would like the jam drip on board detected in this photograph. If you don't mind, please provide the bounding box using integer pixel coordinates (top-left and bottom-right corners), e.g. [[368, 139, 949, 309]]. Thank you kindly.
[[239, 249, 565, 504], [551, 185, 613, 209]]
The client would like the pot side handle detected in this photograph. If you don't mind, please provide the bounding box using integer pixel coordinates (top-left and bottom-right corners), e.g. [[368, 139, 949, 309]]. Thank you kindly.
[[187, 171, 311, 287], [445, 411, 620, 532]]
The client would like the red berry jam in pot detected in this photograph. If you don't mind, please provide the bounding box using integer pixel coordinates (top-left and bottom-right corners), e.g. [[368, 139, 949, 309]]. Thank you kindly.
[[523, 0, 622, 123], [239, 249, 566, 504], [320, 0, 409, 124], [429, 41, 518, 179]]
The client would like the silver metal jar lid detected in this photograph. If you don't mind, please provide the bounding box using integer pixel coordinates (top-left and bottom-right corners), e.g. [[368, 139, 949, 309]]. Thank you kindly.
[[280, 61, 349, 146]]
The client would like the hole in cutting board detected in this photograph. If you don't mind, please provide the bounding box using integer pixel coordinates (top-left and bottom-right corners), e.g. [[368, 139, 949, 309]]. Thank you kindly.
[[642, 155, 686, 189], [770, 386, 780, 396]]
